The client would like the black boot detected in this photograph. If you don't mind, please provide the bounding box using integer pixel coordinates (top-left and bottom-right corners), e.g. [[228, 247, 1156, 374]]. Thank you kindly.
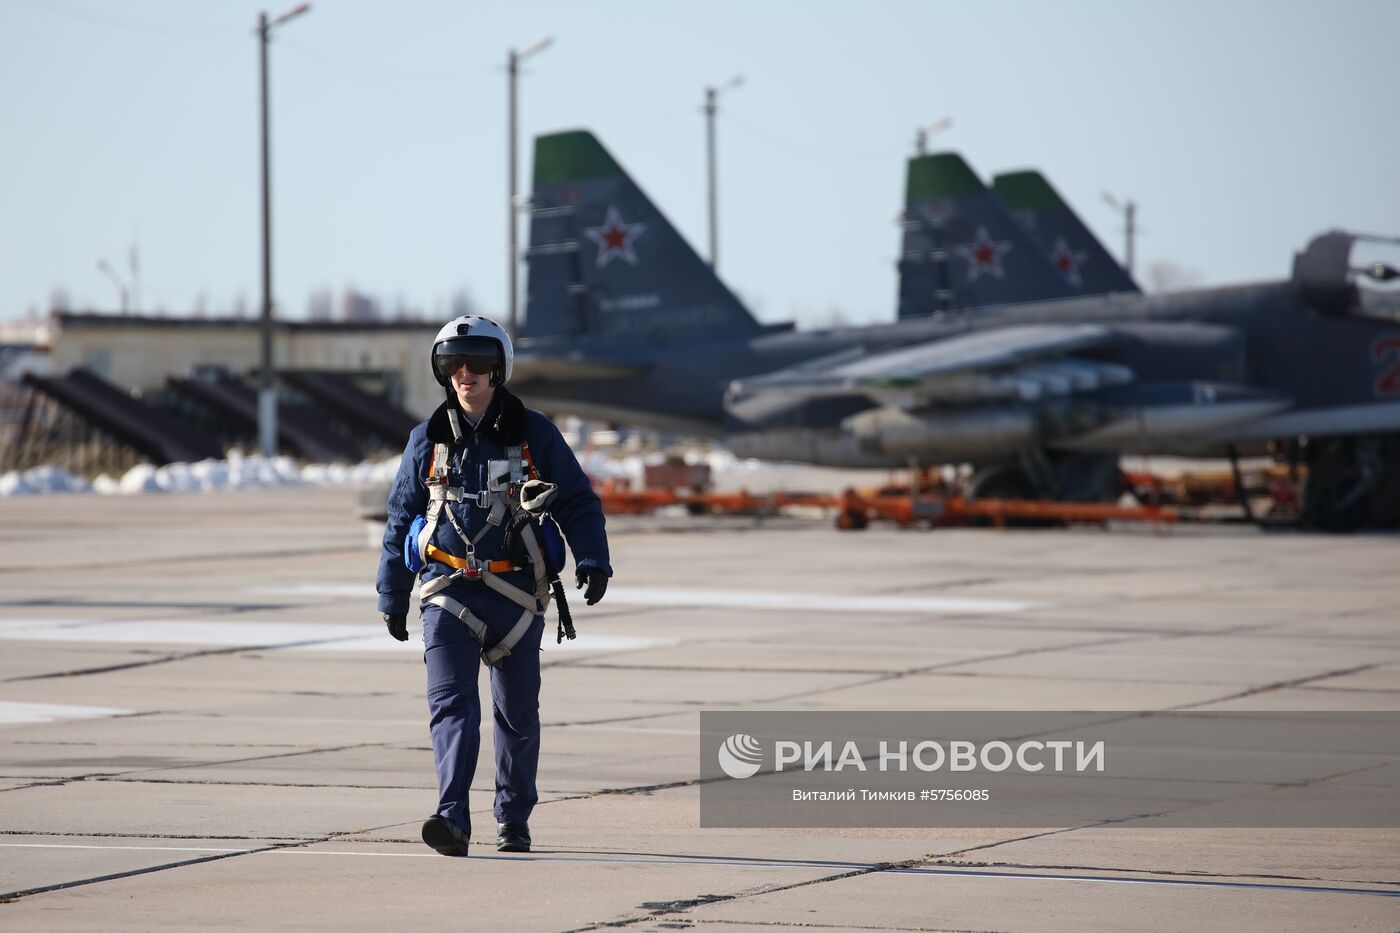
[[495, 821, 531, 852], [422, 815, 470, 856]]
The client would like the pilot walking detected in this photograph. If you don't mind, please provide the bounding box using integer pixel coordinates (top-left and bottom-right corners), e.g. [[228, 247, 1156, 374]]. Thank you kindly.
[[376, 315, 611, 856]]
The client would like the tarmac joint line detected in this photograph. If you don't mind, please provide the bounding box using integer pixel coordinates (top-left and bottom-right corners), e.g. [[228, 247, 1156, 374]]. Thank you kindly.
[[0, 844, 287, 903], [0, 820, 416, 904], [1170, 661, 1389, 710]]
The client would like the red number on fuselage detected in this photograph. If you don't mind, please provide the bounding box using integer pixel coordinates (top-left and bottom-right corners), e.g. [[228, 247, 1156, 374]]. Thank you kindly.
[[1373, 335, 1400, 396]]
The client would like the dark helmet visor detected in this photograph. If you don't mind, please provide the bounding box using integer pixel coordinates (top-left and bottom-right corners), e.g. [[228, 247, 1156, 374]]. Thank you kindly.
[[434, 337, 501, 380]]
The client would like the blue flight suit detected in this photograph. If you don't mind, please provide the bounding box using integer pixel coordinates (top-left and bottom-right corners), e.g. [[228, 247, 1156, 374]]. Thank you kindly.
[[377, 387, 610, 838]]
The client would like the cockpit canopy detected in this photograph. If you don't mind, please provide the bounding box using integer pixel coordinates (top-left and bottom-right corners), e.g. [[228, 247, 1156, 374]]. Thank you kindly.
[[1294, 231, 1400, 322]]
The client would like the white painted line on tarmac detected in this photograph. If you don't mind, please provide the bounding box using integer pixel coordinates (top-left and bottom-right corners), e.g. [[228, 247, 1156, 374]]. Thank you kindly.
[[248, 584, 374, 598], [0, 619, 670, 655], [288, 633, 670, 655], [254, 584, 1040, 615], [0, 702, 134, 725], [605, 587, 1039, 615], [0, 618, 397, 650], [567, 723, 697, 736]]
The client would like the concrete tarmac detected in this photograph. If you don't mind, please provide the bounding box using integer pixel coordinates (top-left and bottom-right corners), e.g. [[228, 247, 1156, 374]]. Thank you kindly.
[[0, 486, 1397, 931]]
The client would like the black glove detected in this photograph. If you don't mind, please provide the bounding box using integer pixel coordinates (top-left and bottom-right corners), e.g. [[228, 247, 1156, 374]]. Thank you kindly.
[[576, 566, 608, 606], [383, 612, 408, 642]]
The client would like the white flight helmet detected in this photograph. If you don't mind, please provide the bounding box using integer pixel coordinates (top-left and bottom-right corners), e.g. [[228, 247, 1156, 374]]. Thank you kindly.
[[430, 315, 514, 387]]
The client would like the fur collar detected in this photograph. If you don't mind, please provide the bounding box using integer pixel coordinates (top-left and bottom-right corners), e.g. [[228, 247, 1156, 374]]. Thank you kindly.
[[426, 387, 527, 447]]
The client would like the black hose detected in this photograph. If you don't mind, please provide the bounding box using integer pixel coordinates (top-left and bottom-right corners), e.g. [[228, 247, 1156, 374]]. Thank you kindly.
[[551, 578, 576, 643]]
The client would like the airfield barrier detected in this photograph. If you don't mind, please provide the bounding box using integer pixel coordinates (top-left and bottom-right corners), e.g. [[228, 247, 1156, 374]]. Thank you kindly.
[[593, 464, 1306, 530]]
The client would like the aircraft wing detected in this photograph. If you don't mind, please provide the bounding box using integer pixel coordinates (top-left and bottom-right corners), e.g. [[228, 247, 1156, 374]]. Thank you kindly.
[[728, 323, 1130, 419], [725, 319, 1288, 463]]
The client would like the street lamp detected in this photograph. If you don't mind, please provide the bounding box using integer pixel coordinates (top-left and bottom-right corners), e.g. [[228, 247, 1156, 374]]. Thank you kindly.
[[96, 259, 129, 315], [1102, 191, 1138, 278], [703, 75, 743, 270], [507, 35, 553, 342], [255, 3, 311, 459], [128, 242, 141, 313], [915, 117, 953, 155]]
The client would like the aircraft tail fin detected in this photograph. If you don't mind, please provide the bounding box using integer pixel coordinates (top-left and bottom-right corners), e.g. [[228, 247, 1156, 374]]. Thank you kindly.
[[523, 130, 763, 343], [898, 152, 1077, 320], [993, 170, 1140, 295]]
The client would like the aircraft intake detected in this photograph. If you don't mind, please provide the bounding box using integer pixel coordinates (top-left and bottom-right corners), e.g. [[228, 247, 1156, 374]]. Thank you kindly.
[[1295, 231, 1400, 323]]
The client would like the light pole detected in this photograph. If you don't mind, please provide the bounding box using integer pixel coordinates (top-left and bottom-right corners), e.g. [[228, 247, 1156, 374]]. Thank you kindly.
[[914, 117, 953, 155], [96, 259, 129, 315], [703, 75, 743, 270], [1102, 191, 1137, 278], [256, 3, 311, 459], [128, 242, 141, 313], [507, 36, 553, 343]]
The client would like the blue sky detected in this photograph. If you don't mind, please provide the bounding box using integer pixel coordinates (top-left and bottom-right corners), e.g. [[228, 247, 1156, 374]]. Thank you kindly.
[[2, 0, 1396, 328]]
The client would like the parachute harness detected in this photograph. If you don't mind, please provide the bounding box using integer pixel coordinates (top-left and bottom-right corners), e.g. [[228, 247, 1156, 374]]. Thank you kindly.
[[407, 411, 573, 667]]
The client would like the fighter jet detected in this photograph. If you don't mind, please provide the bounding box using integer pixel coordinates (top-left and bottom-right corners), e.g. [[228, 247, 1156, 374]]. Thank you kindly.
[[517, 130, 1400, 529]]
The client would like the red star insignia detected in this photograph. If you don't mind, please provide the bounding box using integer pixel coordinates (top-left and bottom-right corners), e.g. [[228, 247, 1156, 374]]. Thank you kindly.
[[955, 226, 1012, 281], [1048, 237, 1088, 287], [584, 206, 646, 268]]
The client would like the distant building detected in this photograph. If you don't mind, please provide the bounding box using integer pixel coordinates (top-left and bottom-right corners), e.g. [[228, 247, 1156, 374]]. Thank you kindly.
[[341, 290, 381, 323], [43, 311, 445, 418], [0, 318, 52, 382], [307, 289, 334, 322], [0, 318, 52, 346]]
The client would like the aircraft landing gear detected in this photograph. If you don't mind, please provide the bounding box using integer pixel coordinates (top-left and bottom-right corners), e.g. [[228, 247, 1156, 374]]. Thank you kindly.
[[966, 452, 1120, 528], [968, 463, 1044, 526], [1303, 435, 1400, 531], [967, 464, 1037, 501], [969, 451, 1121, 503]]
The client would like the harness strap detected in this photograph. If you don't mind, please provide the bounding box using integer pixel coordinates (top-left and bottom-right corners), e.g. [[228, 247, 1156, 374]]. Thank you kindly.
[[520, 522, 551, 600], [424, 593, 488, 644], [420, 571, 460, 600], [429, 487, 473, 504], [478, 493, 509, 539], [442, 501, 473, 550], [416, 439, 564, 647], [425, 544, 517, 575], [486, 608, 537, 667], [481, 568, 547, 614], [429, 443, 451, 479], [417, 443, 457, 566], [424, 593, 538, 669], [507, 445, 528, 484]]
